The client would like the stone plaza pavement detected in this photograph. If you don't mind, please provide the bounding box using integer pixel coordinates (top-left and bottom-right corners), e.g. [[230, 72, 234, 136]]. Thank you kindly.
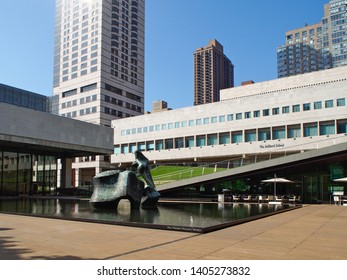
[[0, 204, 346, 260]]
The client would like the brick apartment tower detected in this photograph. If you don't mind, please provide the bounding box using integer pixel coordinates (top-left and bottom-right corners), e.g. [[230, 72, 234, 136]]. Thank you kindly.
[[194, 39, 234, 105]]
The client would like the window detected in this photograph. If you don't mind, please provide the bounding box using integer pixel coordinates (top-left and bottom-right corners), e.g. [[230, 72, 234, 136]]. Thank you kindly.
[[62, 89, 77, 98], [287, 125, 301, 138], [245, 130, 256, 142], [219, 133, 230, 144], [337, 119, 347, 134], [196, 119, 202, 125], [219, 115, 226, 122], [165, 139, 173, 149], [263, 109, 270, 116], [207, 134, 218, 146], [303, 103, 311, 111], [196, 135, 206, 147], [203, 117, 209, 125], [319, 121, 335, 135], [189, 120, 194, 126], [227, 114, 233, 121], [258, 128, 271, 141], [272, 126, 286, 139], [292, 104, 300, 112], [253, 110, 260, 118], [114, 145, 120, 155], [304, 123, 318, 137], [155, 140, 164, 151], [185, 136, 195, 148], [168, 123, 173, 129], [175, 138, 184, 148], [236, 113, 242, 120], [211, 116, 217, 123], [272, 108, 280, 115], [121, 144, 129, 154], [129, 143, 137, 153], [337, 98, 346, 107], [325, 100, 334, 108], [232, 131, 243, 143], [81, 83, 97, 92], [244, 112, 251, 119], [138, 142, 145, 151], [314, 101, 322, 109]]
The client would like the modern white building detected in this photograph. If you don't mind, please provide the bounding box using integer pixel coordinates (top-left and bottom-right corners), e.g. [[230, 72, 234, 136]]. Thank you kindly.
[[111, 66, 347, 167], [53, 0, 145, 186]]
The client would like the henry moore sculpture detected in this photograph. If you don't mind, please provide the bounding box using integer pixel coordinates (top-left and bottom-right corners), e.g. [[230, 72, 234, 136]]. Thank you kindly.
[[89, 151, 160, 209]]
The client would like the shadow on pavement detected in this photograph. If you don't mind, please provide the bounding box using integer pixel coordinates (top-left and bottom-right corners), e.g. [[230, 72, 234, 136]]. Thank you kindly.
[[0, 227, 83, 260]]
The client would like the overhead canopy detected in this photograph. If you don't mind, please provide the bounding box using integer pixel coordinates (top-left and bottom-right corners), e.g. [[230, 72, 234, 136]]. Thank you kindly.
[[333, 177, 347, 183], [261, 178, 294, 183], [0, 103, 114, 157]]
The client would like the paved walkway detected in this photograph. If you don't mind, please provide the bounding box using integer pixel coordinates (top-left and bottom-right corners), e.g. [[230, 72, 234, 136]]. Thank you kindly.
[[0, 204, 346, 260]]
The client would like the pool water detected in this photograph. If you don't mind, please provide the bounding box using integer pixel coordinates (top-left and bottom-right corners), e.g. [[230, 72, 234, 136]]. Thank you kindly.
[[0, 198, 296, 233]]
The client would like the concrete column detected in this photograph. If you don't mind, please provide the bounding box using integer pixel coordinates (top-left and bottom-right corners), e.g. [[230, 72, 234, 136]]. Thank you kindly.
[[61, 158, 73, 188], [75, 168, 81, 187]]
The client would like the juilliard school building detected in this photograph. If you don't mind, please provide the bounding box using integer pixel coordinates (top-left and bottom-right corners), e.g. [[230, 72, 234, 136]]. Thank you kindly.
[[112, 67, 347, 203]]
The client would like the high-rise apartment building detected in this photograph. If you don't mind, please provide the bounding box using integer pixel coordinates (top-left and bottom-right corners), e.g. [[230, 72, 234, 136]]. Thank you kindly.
[[194, 39, 234, 105], [277, 0, 347, 78], [53, 0, 145, 187]]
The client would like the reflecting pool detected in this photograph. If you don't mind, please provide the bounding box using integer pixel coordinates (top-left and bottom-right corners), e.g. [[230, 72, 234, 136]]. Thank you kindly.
[[0, 198, 297, 233]]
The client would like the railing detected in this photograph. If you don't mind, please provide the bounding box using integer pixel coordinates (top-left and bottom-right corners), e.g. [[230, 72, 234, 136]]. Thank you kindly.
[[152, 134, 347, 185]]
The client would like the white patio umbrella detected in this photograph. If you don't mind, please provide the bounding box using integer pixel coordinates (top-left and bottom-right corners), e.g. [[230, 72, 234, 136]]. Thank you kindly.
[[261, 174, 294, 198], [333, 177, 347, 183]]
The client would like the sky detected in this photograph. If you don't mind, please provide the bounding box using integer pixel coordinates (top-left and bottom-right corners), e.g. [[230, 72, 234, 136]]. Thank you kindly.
[[0, 0, 329, 111]]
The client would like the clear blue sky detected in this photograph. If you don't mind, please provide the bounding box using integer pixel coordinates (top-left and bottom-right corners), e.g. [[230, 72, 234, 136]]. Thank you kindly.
[[0, 0, 328, 111]]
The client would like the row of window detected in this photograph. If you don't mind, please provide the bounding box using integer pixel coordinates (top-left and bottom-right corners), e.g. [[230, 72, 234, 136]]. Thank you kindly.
[[110, 0, 141, 86], [104, 95, 142, 113], [120, 98, 346, 136], [61, 105, 138, 119], [61, 106, 97, 118], [62, 94, 97, 109], [115, 119, 347, 154]]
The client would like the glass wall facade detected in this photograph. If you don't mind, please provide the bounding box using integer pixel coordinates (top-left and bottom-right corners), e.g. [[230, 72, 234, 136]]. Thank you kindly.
[[0, 83, 49, 112], [161, 156, 347, 204], [0, 151, 57, 196]]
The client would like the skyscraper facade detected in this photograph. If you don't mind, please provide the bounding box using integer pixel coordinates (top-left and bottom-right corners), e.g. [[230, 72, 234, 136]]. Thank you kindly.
[[53, 0, 145, 186], [194, 39, 234, 105], [277, 0, 347, 78]]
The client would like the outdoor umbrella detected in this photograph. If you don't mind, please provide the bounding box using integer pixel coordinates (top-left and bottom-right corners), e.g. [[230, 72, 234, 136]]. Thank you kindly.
[[261, 174, 294, 198]]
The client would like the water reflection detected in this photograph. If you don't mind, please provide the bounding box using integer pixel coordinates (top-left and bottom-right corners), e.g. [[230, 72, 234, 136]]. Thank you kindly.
[[0, 199, 292, 230]]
